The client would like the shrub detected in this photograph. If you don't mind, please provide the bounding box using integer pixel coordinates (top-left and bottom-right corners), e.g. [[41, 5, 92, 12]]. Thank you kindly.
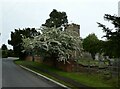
[[2, 50, 8, 58]]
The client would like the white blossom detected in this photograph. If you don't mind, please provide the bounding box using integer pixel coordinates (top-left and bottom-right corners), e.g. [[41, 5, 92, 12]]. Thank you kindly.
[[22, 27, 83, 63]]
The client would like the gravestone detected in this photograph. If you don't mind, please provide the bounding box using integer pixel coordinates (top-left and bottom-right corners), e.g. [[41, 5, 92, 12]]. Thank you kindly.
[[95, 53, 99, 60], [82, 52, 92, 60]]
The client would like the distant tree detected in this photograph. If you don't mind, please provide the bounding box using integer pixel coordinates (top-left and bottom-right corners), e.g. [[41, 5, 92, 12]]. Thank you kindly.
[[7, 49, 15, 57], [42, 9, 68, 28], [82, 33, 101, 59], [1, 44, 8, 50], [1, 44, 8, 58], [8, 28, 40, 58], [2, 50, 8, 58], [97, 14, 120, 58]]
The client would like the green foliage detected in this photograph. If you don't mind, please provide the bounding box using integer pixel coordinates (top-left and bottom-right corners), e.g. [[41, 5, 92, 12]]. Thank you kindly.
[[97, 14, 120, 58], [22, 27, 82, 64], [82, 33, 101, 59], [1, 44, 8, 58], [1, 44, 8, 50], [7, 49, 15, 57], [42, 9, 68, 28], [2, 50, 8, 58], [8, 28, 40, 58]]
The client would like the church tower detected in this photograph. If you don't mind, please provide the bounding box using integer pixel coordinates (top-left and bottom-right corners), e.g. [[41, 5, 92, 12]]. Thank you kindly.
[[65, 23, 80, 36]]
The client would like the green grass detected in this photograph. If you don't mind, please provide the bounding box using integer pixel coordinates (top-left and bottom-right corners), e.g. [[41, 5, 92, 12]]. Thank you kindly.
[[14, 60, 118, 89], [78, 59, 109, 67], [78, 59, 99, 66]]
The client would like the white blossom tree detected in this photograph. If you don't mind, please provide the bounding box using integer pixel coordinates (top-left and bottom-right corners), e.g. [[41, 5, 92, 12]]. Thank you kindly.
[[22, 27, 83, 64]]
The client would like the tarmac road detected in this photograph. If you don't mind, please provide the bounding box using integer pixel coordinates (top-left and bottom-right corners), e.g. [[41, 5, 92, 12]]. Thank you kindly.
[[2, 58, 65, 89]]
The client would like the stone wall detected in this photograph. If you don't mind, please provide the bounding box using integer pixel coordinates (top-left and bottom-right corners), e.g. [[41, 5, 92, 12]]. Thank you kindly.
[[25, 55, 42, 63], [56, 60, 76, 72], [25, 56, 33, 61], [25, 56, 77, 72], [42, 59, 77, 72]]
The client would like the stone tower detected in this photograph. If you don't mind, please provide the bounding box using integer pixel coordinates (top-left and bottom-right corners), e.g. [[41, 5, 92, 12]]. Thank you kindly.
[[65, 23, 80, 36]]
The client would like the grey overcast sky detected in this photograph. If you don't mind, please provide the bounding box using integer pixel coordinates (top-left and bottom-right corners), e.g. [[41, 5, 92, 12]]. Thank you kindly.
[[0, 0, 119, 49]]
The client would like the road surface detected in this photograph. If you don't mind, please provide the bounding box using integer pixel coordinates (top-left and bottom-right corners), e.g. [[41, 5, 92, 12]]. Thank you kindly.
[[2, 58, 64, 88]]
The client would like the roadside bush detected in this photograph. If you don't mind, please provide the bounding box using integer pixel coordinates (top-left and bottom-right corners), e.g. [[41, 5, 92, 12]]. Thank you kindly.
[[2, 50, 8, 58], [7, 49, 15, 57]]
